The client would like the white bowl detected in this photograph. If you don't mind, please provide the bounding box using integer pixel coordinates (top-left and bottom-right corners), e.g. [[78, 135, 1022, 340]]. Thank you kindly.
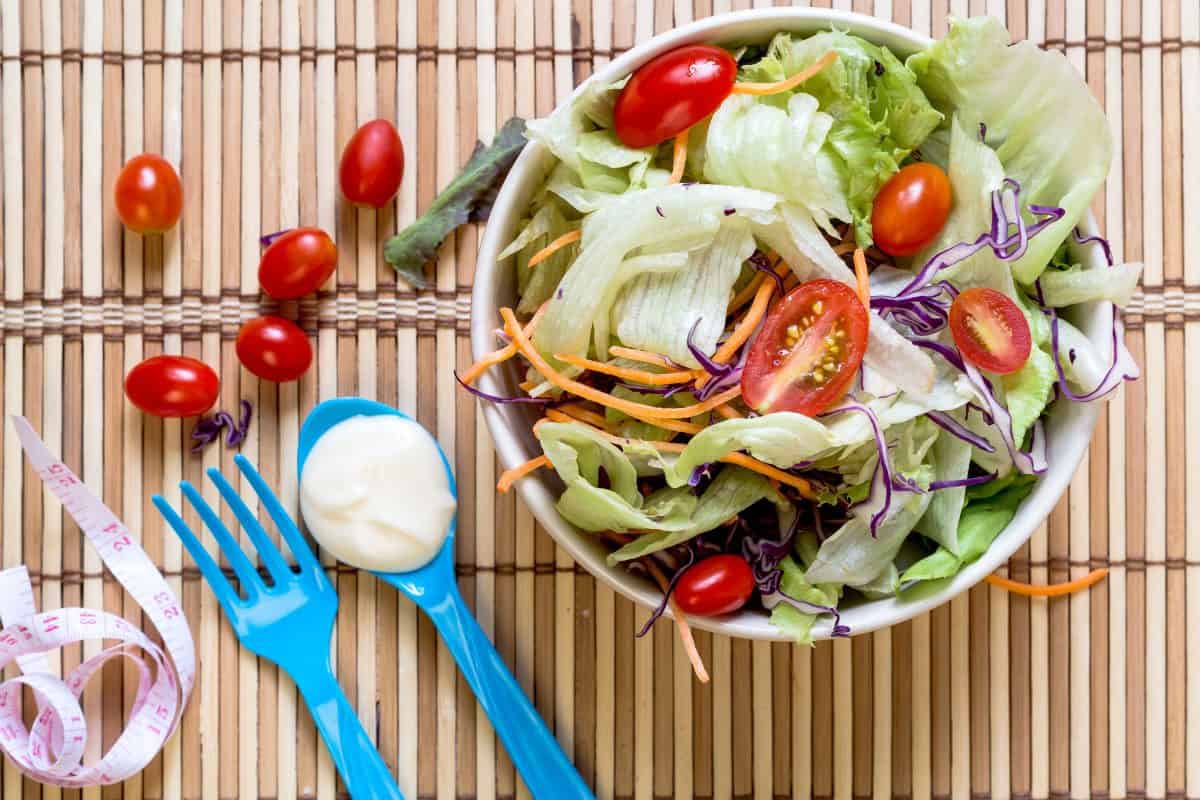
[[470, 9, 1107, 640]]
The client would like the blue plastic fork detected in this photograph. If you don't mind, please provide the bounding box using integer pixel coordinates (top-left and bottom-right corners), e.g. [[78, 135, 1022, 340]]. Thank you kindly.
[[299, 397, 592, 800], [153, 456, 404, 800]]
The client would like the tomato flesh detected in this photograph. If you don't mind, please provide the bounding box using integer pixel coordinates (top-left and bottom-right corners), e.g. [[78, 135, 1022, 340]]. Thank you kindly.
[[236, 316, 313, 383], [258, 227, 338, 299], [948, 288, 1031, 375], [613, 44, 736, 148], [339, 119, 405, 208], [114, 154, 184, 234], [870, 163, 952, 257], [741, 279, 870, 416], [125, 356, 219, 418], [673, 555, 755, 617]]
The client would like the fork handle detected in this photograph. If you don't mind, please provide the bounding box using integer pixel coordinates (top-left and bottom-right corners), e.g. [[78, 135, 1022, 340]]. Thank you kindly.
[[295, 668, 404, 800], [424, 586, 593, 799]]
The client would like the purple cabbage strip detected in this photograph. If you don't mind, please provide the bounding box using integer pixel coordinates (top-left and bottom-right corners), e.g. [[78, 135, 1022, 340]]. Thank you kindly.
[[820, 403, 892, 537], [747, 250, 785, 295], [1071, 227, 1115, 267], [927, 410, 996, 453], [615, 380, 691, 398], [929, 473, 996, 491], [687, 463, 715, 488], [870, 281, 958, 336], [742, 510, 801, 596], [772, 590, 850, 637], [635, 546, 696, 638], [897, 178, 1065, 297], [686, 318, 735, 381], [190, 400, 253, 454], [454, 372, 556, 405], [226, 400, 253, 447], [259, 229, 293, 247], [961, 362, 1048, 475], [909, 338, 966, 371]]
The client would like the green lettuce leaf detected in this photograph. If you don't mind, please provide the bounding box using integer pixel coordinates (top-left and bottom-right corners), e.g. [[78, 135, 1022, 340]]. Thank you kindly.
[[907, 16, 1112, 284], [804, 489, 932, 586], [1035, 262, 1143, 308], [767, 555, 842, 645], [384, 117, 527, 288], [915, 423, 974, 556]]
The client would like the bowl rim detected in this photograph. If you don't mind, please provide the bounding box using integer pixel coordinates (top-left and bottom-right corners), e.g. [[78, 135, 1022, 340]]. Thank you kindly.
[[470, 8, 1107, 640]]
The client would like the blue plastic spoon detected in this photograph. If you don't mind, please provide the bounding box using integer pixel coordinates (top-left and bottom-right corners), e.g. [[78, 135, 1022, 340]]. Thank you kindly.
[[298, 397, 592, 800]]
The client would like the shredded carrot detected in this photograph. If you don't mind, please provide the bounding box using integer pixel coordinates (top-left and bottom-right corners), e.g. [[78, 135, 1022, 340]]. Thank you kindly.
[[714, 271, 776, 363], [642, 558, 709, 683], [985, 568, 1109, 598], [537, 415, 686, 451], [554, 352, 696, 386], [714, 404, 742, 420], [852, 247, 871, 310], [556, 403, 611, 430], [501, 307, 742, 419], [832, 241, 857, 255], [731, 51, 837, 96], [721, 453, 816, 499], [607, 346, 683, 369], [497, 454, 550, 492], [527, 229, 581, 268], [621, 413, 702, 435], [669, 127, 690, 184], [518, 379, 536, 392], [459, 303, 549, 385]]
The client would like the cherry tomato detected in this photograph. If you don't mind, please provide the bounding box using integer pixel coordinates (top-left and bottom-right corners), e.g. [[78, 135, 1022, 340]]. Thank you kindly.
[[673, 555, 755, 617], [113, 154, 184, 234], [125, 355, 219, 418], [339, 119, 405, 208], [236, 316, 313, 383], [258, 227, 338, 299], [870, 163, 953, 257], [613, 44, 737, 148], [741, 279, 870, 416], [948, 288, 1031, 375]]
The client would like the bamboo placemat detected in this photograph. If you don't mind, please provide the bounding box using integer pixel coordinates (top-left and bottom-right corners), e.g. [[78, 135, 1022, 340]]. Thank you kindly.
[[0, 0, 1194, 798]]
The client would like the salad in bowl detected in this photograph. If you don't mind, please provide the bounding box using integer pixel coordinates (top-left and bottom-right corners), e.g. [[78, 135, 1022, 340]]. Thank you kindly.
[[465, 13, 1139, 674]]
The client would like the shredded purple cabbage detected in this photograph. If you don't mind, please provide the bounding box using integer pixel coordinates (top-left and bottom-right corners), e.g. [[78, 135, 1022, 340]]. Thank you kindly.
[[747, 250, 785, 295], [870, 281, 957, 336], [929, 473, 996, 491], [897, 179, 1064, 297], [190, 400, 253, 454], [962, 362, 1047, 475], [687, 463, 715, 488], [615, 380, 691, 398], [686, 318, 735, 381], [1071, 227, 1114, 267], [820, 403, 892, 537], [455, 372, 555, 405], [635, 546, 696, 638], [259, 229, 293, 247], [927, 410, 996, 453], [770, 590, 850, 637], [741, 510, 801, 595]]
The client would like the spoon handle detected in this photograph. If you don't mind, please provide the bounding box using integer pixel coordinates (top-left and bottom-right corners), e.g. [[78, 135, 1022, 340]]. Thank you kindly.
[[423, 584, 593, 799]]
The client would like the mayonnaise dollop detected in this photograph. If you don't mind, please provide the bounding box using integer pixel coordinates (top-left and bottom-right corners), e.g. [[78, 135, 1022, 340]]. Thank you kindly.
[[299, 414, 456, 572]]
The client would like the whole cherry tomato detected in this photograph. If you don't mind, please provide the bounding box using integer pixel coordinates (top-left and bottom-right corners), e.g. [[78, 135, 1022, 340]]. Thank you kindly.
[[236, 316, 313, 383], [124, 355, 219, 417], [113, 154, 184, 234], [258, 227, 338, 299], [673, 555, 756, 617], [741, 279, 870, 417], [613, 44, 737, 148], [339, 119, 405, 208], [948, 288, 1032, 375], [870, 162, 953, 257]]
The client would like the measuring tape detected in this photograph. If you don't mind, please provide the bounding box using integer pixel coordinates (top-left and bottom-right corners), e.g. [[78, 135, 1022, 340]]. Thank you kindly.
[[0, 416, 195, 786]]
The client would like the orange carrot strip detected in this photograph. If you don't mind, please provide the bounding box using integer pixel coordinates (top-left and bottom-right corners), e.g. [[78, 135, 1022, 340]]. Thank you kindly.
[[607, 346, 680, 369], [984, 568, 1109, 598], [496, 454, 550, 493], [501, 308, 741, 419], [727, 272, 767, 314], [460, 304, 548, 385], [832, 242, 857, 255], [721, 453, 816, 499], [853, 247, 871, 310], [622, 414, 702, 435], [554, 353, 697, 386], [731, 51, 837, 96], [555, 403, 610, 429], [669, 127, 690, 184], [714, 404, 742, 420], [536, 415, 686, 451], [642, 559, 709, 683], [527, 229, 581, 269], [714, 272, 776, 363]]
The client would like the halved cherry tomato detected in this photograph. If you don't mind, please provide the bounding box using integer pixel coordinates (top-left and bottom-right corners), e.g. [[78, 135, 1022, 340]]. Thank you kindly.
[[125, 355, 219, 418], [673, 555, 755, 617], [339, 119, 405, 208], [236, 316, 313, 383], [613, 44, 736, 148], [741, 279, 870, 416], [948, 288, 1031, 375], [870, 162, 952, 257], [258, 227, 338, 299], [113, 154, 184, 234]]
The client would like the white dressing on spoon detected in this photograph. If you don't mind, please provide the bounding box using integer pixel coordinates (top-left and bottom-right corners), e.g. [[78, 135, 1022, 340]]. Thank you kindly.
[[299, 415, 456, 572]]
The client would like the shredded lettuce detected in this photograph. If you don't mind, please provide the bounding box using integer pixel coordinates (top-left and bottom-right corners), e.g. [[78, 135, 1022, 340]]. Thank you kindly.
[[915, 424, 974, 555], [1036, 262, 1143, 307], [804, 489, 932, 586]]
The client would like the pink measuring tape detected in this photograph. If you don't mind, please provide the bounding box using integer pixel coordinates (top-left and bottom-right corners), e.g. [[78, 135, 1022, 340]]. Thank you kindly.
[[0, 416, 195, 786]]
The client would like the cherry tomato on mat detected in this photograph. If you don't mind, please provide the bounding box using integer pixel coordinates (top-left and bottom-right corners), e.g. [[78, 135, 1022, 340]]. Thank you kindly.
[[339, 119, 405, 208], [870, 162, 953, 257], [125, 355, 219, 418], [674, 555, 755, 617], [236, 317, 313, 383], [613, 44, 737, 148], [948, 288, 1032, 375], [258, 227, 338, 299], [113, 154, 184, 234], [741, 279, 870, 417]]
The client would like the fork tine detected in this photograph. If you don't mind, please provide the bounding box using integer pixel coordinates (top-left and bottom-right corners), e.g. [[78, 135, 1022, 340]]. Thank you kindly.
[[180, 480, 262, 597], [206, 467, 293, 582], [153, 494, 242, 614], [232, 454, 323, 575]]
